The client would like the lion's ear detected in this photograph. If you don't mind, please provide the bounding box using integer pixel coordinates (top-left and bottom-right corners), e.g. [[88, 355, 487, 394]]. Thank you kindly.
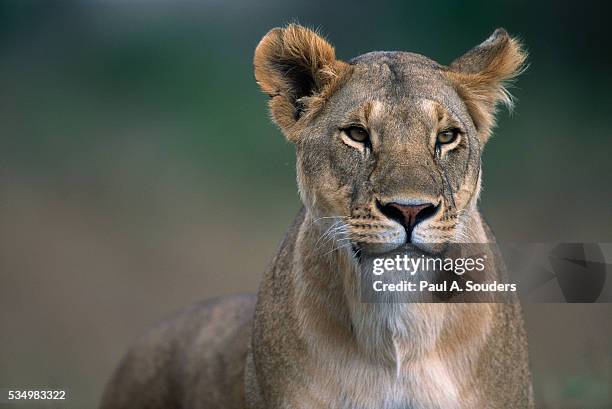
[[448, 28, 527, 141], [254, 24, 349, 141]]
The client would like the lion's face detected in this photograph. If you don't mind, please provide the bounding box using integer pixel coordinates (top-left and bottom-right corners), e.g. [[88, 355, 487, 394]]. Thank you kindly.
[[296, 54, 482, 254], [255, 25, 525, 255]]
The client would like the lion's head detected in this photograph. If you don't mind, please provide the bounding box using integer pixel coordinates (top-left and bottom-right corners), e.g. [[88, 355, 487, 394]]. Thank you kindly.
[[254, 25, 526, 255]]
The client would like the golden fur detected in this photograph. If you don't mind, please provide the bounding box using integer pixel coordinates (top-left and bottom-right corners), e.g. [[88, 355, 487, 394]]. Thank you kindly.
[[100, 25, 534, 409]]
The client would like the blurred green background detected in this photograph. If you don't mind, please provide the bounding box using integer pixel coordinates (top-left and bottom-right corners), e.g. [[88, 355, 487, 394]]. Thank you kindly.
[[0, 1, 610, 408]]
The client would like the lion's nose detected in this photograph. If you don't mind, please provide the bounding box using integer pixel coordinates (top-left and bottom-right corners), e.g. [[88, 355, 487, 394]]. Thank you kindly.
[[378, 201, 438, 233]]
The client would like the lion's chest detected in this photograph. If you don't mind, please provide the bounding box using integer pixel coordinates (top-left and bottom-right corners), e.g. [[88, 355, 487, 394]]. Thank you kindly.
[[288, 351, 465, 409]]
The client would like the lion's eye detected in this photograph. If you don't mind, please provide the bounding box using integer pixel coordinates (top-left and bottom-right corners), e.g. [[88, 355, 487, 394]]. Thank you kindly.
[[436, 129, 460, 145], [345, 127, 370, 144]]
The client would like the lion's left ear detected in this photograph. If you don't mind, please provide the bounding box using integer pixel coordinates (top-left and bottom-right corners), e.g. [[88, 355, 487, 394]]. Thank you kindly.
[[254, 24, 350, 141], [448, 28, 527, 141]]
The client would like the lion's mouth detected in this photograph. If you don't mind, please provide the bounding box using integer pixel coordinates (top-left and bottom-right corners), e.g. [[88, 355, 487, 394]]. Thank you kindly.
[[351, 244, 363, 263]]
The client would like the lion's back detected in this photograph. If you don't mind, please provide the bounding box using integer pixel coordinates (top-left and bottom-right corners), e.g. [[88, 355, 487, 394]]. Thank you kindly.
[[100, 294, 256, 409]]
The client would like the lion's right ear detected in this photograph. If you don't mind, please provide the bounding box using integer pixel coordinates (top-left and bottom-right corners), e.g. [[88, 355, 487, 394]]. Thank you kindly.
[[254, 25, 349, 141], [448, 29, 527, 142]]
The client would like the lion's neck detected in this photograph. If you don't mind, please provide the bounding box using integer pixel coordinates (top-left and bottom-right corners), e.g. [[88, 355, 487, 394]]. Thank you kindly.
[[291, 208, 493, 367]]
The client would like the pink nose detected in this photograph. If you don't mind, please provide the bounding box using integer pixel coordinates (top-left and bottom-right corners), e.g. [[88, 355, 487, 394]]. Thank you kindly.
[[379, 202, 437, 232]]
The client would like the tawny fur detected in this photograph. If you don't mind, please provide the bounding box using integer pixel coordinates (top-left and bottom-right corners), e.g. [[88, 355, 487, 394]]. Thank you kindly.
[[101, 24, 534, 409]]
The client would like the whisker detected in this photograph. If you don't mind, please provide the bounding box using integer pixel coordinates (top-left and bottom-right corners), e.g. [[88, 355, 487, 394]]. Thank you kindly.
[[315, 221, 344, 249], [324, 242, 354, 257]]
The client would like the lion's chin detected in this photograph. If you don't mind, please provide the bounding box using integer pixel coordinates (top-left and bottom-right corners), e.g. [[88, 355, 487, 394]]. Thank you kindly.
[[354, 240, 446, 260], [354, 241, 405, 257], [408, 241, 448, 256]]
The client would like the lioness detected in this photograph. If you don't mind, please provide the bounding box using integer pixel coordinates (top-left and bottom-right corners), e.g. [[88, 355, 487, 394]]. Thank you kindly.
[[101, 25, 533, 409]]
